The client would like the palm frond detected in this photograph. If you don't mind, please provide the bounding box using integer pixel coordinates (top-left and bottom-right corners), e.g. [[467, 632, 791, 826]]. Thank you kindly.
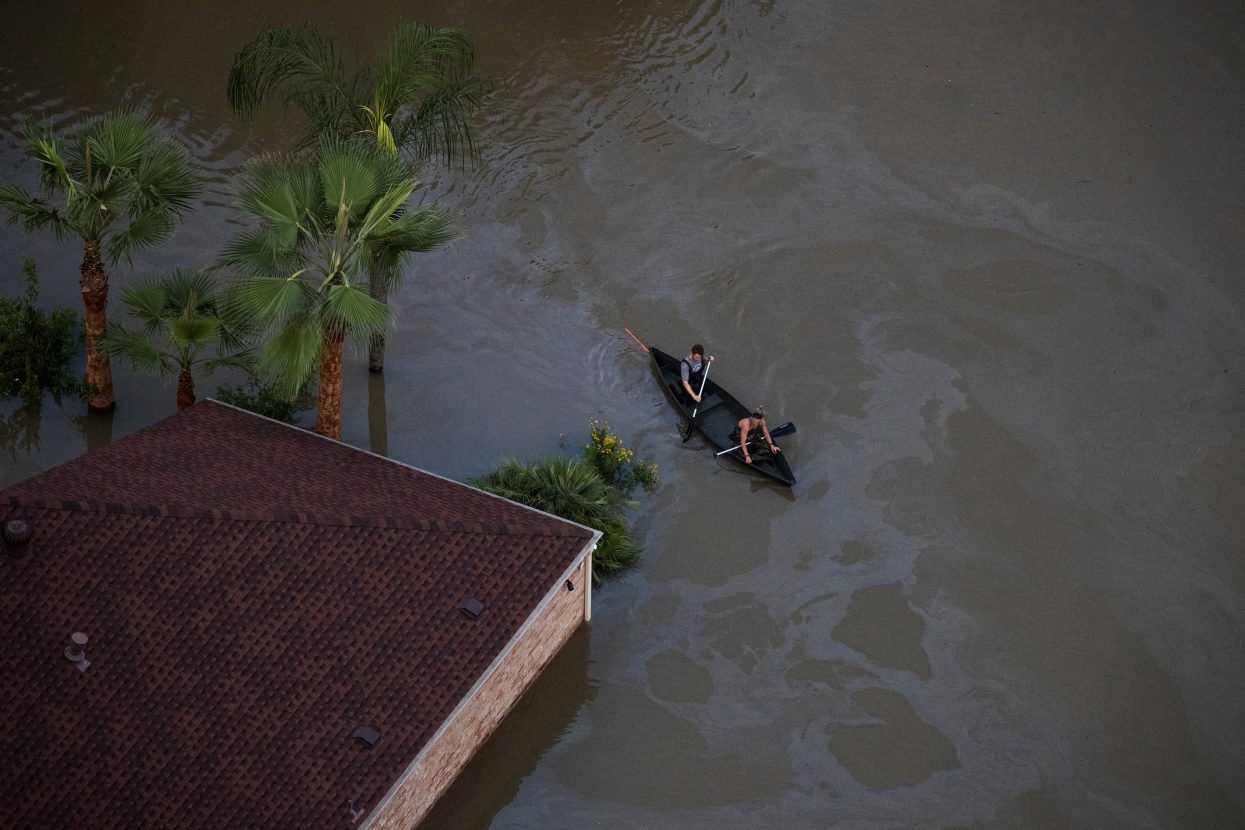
[[378, 24, 477, 108], [118, 277, 172, 331], [291, 87, 364, 147], [0, 183, 70, 236], [288, 163, 325, 225], [317, 141, 382, 220], [99, 325, 175, 377], [104, 208, 174, 264], [86, 111, 157, 176], [352, 100, 391, 156], [133, 142, 201, 214], [215, 282, 262, 349], [358, 183, 415, 240], [374, 149, 420, 190], [373, 206, 455, 252], [218, 228, 302, 276], [170, 315, 221, 348], [202, 353, 255, 374], [19, 121, 77, 195], [234, 273, 316, 325], [322, 282, 390, 346], [259, 315, 322, 396], [227, 24, 355, 122], [233, 155, 312, 244], [590, 534, 642, 582], [367, 206, 455, 279], [67, 171, 137, 241], [397, 74, 489, 165], [164, 269, 223, 314]]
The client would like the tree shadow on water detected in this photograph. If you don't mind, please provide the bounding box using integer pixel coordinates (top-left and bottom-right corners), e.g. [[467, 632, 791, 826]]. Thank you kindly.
[[74, 407, 114, 453], [0, 399, 44, 462], [0, 396, 113, 468]]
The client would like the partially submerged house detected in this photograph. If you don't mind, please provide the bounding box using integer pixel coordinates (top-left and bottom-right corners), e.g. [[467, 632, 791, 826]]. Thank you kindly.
[[0, 400, 598, 827]]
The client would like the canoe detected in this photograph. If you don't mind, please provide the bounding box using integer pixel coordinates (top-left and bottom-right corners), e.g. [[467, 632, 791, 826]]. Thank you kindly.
[[650, 347, 796, 486]]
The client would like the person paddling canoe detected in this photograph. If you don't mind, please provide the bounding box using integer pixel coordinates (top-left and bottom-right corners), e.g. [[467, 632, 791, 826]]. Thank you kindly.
[[737, 406, 781, 465], [680, 344, 714, 404]]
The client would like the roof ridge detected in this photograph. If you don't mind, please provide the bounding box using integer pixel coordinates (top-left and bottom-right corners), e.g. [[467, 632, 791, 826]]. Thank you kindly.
[[202, 399, 599, 539], [2, 495, 592, 538]]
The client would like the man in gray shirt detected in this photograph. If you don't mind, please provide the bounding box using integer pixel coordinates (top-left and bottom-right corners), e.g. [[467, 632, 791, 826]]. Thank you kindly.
[[679, 344, 714, 404]]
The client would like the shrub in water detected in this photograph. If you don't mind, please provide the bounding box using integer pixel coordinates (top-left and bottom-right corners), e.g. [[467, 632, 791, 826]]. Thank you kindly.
[[473, 424, 659, 586], [0, 258, 86, 404], [471, 456, 641, 586], [215, 373, 313, 425], [584, 419, 659, 494]]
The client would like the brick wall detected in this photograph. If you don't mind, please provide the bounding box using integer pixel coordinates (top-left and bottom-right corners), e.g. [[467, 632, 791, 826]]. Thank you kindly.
[[365, 553, 592, 829]]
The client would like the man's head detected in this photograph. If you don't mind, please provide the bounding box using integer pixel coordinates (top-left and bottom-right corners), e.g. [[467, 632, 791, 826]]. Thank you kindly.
[[751, 405, 766, 420], [691, 344, 704, 359]]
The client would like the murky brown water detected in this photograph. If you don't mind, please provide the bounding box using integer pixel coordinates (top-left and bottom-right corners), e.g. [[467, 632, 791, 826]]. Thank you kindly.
[[3, 1, 1243, 827]]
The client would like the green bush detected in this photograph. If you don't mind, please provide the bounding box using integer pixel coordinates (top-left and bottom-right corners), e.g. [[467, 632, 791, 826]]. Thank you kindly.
[[0, 258, 86, 404], [215, 373, 312, 425], [470, 456, 642, 586], [473, 426, 659, 586], [584, 419, 659, 494]]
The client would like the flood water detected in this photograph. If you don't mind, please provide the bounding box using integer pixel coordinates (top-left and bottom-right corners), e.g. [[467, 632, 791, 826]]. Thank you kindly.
[[2, 1, 1243, 827]]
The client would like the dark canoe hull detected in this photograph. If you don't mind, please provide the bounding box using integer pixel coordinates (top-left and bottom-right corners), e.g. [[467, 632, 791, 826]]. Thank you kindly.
[[650, 347, 795, 486]]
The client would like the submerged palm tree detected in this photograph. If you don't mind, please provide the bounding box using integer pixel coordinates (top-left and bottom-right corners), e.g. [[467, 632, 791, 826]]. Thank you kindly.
[[227, 22, 486, 371], [0, 112, 201, 411], [100, 270, 253, 411], [470, 457, 642, 585], [220, 139, 453, 439]]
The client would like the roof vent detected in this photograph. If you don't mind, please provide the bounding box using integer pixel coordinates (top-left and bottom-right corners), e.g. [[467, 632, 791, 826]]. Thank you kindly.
[[2, 519, 32, 558], [345, 798, 367, 823], [64, 632, 90, 671], [351, 726, 380, 750], [457, 598, 485, 619]]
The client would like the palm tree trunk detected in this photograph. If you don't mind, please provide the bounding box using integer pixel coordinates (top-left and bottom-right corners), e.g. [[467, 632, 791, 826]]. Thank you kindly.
[[367, 265, 391, 372], [80, 241, 115, 412], [316, 325, 346, 439], [176, 364, 196, 410]]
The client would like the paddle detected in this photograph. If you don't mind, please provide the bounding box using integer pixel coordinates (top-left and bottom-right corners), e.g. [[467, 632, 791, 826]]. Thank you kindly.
[[681, 359, 712, 442], [715, 421, 797, 456], [623, 327, 649, 353]]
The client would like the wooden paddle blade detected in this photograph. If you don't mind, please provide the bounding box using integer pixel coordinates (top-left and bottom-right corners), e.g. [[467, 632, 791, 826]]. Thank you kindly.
[[623, 327, 649, 352]]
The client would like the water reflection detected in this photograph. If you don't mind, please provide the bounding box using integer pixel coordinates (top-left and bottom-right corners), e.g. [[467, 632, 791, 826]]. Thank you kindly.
[[418, 626, 595, 830], [79, 409, 114, 453], [0, 395, 110, 462], [0, 400, 42, 461], [367, 371, 389, 457]]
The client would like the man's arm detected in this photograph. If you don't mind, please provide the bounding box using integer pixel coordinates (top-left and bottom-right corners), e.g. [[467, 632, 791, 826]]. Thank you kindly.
[[680, 363, 699, 402]]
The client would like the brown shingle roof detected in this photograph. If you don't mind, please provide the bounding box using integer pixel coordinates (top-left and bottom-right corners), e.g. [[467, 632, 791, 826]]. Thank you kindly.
[[0, 401, 594, 828]]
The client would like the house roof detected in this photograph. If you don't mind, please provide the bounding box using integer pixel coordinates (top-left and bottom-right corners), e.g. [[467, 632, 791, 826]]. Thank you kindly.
[[0, 401, 595, 828]]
